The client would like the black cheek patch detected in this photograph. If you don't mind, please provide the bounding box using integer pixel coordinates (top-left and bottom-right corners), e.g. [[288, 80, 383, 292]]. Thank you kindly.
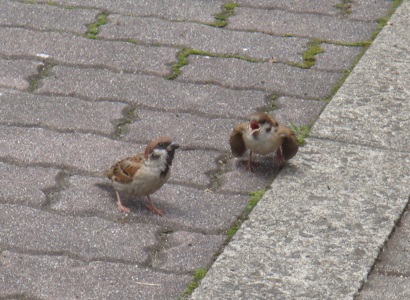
[[265, 126, 271, 133]]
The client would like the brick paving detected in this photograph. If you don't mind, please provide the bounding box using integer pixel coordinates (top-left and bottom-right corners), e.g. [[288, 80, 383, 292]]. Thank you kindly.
[[0, 0, 403, 299]]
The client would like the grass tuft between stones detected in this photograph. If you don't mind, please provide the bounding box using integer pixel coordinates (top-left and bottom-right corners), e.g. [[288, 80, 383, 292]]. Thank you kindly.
[[179, 268, 208, 299], [288, 124, 310, 146], [211, 2, 239, 27], [86, 12, 108, 39]]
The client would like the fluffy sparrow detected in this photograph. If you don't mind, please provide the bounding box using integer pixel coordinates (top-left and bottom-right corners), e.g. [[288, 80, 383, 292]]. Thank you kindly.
[[230, 112, 299, 171], [105, 137, 179, 216]]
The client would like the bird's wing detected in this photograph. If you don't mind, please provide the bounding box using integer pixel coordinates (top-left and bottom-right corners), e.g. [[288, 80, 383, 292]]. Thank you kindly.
[[105, 154, 145, 183], [230, 122, 248, 157], [278, 124, 299, 161]]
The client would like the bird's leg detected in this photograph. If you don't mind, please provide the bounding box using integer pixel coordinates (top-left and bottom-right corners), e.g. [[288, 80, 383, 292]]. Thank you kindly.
[[115, 191, 131, 213], [246, 151, 255, 172], [145, 195, 164, 216], [274, 147, 285, 169]]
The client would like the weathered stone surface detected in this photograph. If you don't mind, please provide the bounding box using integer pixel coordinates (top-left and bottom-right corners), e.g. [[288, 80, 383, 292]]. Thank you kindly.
[[237, 0, 340, 15], [313, 43, 364, 71], [228, 7, 376, 43], [35, 0, 224, 22], [179, 56, 342, 99], [0, 90, 125, 135], [272, 96, 327, 126], [356, 274, 410, 300], [0, 28, 177, 75], [0, 204, 159, 262], [100, 15, 307, 63], [124, 110, 240, 152], [38, 65, 269, 118], [0, 251, 190, 300], [350, 0, 393, 21], [153, 231, 226, 272], [0, 162, 60, 207], [191, 139, 410, 299], [0, 126, 139, 173], [0, 1, 97, 33], [0, 59, 42, 90]]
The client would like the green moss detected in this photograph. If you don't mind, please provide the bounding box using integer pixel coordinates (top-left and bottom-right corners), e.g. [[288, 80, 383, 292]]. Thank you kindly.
[[86, 12, 107, 39], [288, 124, 310, 146], [211, 2, 239, 27], [288, 40, 324, 69], [335, 0, 353, 16], [179, 269, 208, 299]]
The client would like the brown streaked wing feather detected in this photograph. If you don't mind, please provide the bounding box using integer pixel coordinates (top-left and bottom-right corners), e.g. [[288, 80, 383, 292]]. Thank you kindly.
[[106, 154, 145, 183], [278, 125, 299, 161], [230, 122, 248, 157]]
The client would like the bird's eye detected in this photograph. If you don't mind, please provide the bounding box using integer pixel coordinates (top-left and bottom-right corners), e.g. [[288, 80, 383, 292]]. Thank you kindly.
[[260, 120, 266, 125], [158, 143, 165, 147]]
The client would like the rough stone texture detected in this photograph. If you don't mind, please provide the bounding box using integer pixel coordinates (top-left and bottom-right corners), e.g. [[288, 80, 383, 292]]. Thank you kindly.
[[100, 15, 307, 63], [35, 0, 224, 22], [272, 96, 327, 126], [350, 0, 393, 21], [0, 1, 97, 33], [313, 43, 364, 71], [124, 110, 240, 152], [0, 59, 43, 90], [237, 0, 340, 15], [0, 28, 177, 76], [191, 139, 410, 299], [38, 66, 269, 118], [0, 90, 125, 135], [356, 274, 410, 300], [310, 9, 410, 152], [0, 204, 159, 262], [179, 56, 342, 99], [228, 7, 376, 43], [0, 251, 191, 300], [0, 162, 60, 207]]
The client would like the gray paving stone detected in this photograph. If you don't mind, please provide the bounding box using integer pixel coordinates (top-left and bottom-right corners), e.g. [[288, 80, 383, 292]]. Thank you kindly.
[[54, 176, 248, 232], [0, 1, 97, 33], [179, 56, 342, 99], [237, 0, 340, 15], [0, 27, 177, 75], [0, 90, 125, 135], [272, 96, 327, 126], [0, 204, 159, 262], [371, 211, 410, 275], [228, 7, 376, 43], [0, 251, 190, 300], [311, 19, 410, 152], [191, 138, 410, 299], [0, 126, 139, 173], [100, 14, 307, 63], [356, 274, 410, 300], [350, 0, 393, 21], [153, 231, 225, 272], [0, 162, 59, 207], [35, 0, 224, 23], [124, 110, 240, 152], [0, 59, 43, 90], [38, 65, 269, 118], [313, 43, 363, 71]]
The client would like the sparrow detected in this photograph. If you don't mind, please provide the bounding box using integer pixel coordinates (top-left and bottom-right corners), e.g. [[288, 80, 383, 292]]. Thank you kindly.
[[229, 112, 299, 171], [105, 137, 179, 216]]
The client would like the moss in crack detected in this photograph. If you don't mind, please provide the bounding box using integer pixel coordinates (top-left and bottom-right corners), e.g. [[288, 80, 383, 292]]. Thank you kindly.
[[288, 124, 310, 146], [335, 0, 353, 16], [370, 0, 404, 41], [113, 106, 137, 139], [179, 268, 208, 299], [28, 63, 53, 92], [168, 48, 262, 80], [266, 94, 278, 111], [211, 2, 239, 27], [288, 39, 324, 69], [226, 189, 265, 237], [86, 12, 107, 39]]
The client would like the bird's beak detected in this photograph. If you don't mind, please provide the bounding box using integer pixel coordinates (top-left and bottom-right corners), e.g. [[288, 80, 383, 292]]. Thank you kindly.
[[167, 142, 180, 151], [249, 120, 260, 133]]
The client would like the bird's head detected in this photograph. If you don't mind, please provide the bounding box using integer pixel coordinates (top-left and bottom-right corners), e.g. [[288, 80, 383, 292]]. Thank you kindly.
[[248, 112, 278, 136], [145, 137, 180, 161]]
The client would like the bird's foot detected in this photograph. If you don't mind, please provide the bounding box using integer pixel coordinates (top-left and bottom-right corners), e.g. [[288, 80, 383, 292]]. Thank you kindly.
[[117, 201, 131, 213], [146, 203, 164, 216]]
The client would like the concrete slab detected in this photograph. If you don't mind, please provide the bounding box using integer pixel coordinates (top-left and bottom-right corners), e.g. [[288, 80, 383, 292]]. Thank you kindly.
[[356, 274, 410, 300], [191, 139, 410, 299], [313, 43, 363, 71], [0, 59, 43, 91]]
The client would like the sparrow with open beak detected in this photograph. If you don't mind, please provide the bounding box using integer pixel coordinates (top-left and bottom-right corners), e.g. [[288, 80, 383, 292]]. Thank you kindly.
[[105, 137, 179, 216], [230, 112, 299, 171]]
